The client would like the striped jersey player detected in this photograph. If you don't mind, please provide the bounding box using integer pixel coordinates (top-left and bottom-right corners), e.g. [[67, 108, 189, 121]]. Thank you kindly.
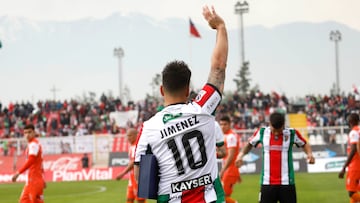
[[134, 5, 229, 203], [235, 112, 315, 203], [249, 127, 306, 185], [135, 84, 223, 203]]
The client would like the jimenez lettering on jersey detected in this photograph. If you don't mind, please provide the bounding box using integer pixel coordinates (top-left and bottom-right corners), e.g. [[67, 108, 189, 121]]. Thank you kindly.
[[171, 174, 212, 193], [160, 115, 200, 139]]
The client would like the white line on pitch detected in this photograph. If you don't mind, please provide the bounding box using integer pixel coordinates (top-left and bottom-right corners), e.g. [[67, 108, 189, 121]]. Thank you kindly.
[[46, 185, 107, 198]]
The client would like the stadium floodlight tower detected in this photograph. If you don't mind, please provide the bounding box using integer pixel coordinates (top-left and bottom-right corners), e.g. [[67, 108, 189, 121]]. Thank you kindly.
[[330, 30, 341, 95], [114, 47, 125, 102], [234, 1, 249, 66]]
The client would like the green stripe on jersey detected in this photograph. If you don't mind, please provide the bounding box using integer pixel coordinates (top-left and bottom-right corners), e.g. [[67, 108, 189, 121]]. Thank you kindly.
[[288, 129, 295, 185], [158, 194, 170, 203], [259, 128, 265, 185], [214, 176, 225, 203]]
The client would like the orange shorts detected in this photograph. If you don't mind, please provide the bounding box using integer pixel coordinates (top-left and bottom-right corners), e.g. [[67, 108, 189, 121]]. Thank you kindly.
[[20, 182, 44, 203], [346, 170, 360, 192], [127, 185, 146, 202], [222, 175, 241, 196]]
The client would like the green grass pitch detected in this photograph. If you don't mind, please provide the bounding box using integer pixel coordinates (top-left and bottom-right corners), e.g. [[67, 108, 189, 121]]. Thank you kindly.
[[1, 172, 347, 203]]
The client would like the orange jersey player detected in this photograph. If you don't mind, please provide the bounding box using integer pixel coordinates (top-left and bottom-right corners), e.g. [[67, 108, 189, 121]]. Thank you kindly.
[[339, 113, 360, 203], [115, 128, 146, 203], [219, 115, 241, 203], [12, 124, 45, 203]]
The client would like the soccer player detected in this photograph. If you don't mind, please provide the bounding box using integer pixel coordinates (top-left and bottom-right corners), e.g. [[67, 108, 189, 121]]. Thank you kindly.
[[235, 112, 315, 203], [134, 5, 228, 203], [338, 113, 360, 203], [115, 128, 146, 203], [12, 124, 45, 203], [219, 115, 240, 203]]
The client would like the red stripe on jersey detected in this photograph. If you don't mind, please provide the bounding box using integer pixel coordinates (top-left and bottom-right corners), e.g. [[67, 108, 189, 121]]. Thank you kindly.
[[269, 132, 282, 185], [182, 186, 206, 203], [295, 129, 307, 144], [194, 84, 215, 107]]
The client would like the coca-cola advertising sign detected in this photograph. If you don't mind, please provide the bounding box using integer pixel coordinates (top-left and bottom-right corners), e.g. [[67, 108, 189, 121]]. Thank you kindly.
[[43, 154, 87, 171], [0, 153, 127, 183]]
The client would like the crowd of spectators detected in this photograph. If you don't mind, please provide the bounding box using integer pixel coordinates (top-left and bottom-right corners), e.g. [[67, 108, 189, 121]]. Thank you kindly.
[[1, 90, 359, 140], [216, 90, 360, 131], [0, 93, 158, 139]]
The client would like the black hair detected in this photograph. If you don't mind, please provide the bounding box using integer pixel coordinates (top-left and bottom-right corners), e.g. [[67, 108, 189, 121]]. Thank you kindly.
[[24, 124, 35, 131], [269, 112, 285, 129], [348, 113, 359, 126], [162, 60, 191, 93], [220, 115, 231, 123]]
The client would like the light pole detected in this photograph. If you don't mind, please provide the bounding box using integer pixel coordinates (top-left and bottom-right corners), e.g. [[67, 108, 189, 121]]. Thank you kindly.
[[114, 47, 125, 102], [330, 30, 341, 95], [234, 1, 249, 65]]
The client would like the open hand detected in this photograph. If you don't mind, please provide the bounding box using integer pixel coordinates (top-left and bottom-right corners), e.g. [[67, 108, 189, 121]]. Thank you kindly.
[[202, 6, 225, 30]]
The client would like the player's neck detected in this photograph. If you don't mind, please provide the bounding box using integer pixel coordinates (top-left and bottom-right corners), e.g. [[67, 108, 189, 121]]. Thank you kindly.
[[163, 95, 187, 107], [27, 137, 35, 142]]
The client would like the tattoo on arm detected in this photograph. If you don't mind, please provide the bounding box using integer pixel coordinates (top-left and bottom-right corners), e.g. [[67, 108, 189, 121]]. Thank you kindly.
[[207, 68, 225, 92]]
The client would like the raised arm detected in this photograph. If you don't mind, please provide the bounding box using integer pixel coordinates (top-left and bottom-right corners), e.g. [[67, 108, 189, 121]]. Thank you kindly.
[[203, 6, 228, 93]]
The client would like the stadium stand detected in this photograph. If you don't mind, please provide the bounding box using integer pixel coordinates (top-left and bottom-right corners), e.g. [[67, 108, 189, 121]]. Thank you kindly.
[[0, 90, 358, 143]]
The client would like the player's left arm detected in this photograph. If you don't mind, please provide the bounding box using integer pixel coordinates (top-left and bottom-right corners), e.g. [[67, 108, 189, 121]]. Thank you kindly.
[[294, 129, 315, 164], [302, 143, 315, 164]]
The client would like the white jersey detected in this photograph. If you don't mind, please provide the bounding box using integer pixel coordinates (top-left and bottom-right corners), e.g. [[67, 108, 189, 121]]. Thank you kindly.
[[135, 84, 222, 203]]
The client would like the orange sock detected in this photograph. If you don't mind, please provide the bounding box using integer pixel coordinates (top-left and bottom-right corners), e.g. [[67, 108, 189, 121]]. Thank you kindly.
[[351, 193, 360, 202], [225, 196, 237, 203]]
